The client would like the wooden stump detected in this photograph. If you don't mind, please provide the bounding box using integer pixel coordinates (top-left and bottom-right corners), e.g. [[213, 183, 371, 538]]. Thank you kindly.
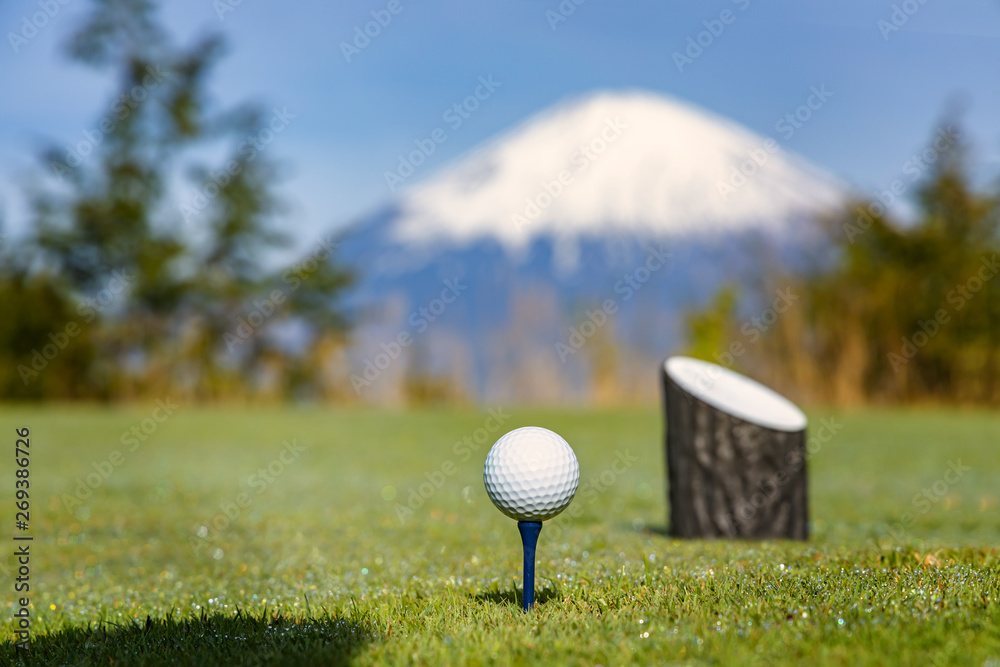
[[662, 356, 808, 540]]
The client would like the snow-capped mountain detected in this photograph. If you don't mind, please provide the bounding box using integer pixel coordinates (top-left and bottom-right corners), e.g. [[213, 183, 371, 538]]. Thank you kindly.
[[394, 91, 837, 252], [336, 90, 843, 403]]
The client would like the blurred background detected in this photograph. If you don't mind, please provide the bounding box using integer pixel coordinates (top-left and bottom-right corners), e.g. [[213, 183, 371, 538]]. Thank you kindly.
[[1, 0, 998, 407]]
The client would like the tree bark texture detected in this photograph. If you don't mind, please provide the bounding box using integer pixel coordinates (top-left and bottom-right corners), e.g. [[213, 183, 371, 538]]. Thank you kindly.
[[663, 366, 808, 539]]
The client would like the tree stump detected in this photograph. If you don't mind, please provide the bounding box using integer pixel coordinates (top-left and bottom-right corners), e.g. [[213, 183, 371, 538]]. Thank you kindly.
[[662, 356, 809, 540]]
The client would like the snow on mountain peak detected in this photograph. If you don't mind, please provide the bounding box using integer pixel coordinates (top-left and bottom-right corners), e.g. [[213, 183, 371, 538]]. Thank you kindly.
[[389, 90, 842, 251]]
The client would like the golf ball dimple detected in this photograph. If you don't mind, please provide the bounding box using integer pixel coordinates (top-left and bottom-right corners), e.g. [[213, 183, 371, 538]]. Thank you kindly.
[[483, 426, 580, 522]]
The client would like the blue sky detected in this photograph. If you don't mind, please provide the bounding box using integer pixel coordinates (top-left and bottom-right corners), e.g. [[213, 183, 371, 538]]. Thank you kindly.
[[1, 0, 998, 250]]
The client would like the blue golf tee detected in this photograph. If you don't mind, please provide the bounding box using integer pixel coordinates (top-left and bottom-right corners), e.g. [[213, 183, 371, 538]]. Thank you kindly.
[[517, 521, 543, 611]]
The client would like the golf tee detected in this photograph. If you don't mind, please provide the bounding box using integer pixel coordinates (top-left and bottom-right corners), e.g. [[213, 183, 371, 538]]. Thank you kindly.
[[517, 521, 543, 611]]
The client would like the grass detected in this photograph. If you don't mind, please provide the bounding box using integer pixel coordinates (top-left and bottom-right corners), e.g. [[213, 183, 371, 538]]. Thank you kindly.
[[0, 404, 998, 665]]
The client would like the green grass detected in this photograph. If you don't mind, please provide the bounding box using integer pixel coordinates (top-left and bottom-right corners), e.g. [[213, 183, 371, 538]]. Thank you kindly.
[[0, 405, 998, 665]]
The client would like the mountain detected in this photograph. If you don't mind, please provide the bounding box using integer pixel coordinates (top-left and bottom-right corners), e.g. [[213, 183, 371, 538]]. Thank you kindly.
[[336, 90, 843, 404]]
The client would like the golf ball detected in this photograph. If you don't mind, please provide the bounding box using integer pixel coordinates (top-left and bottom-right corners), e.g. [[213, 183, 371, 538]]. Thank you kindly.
[[483, 426, 580, 522]]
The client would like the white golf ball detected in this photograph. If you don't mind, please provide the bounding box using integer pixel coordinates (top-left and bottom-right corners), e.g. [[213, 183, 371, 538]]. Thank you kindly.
[[483, 426, 580, 522]]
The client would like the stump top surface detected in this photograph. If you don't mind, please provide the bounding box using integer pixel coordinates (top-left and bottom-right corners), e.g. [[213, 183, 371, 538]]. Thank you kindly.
[[665, 356, 807, 432]]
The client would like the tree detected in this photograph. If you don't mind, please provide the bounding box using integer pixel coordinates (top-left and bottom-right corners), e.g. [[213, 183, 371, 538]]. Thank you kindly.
[[687, 122, 1000, 404], [8, 0, 353, 401]]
